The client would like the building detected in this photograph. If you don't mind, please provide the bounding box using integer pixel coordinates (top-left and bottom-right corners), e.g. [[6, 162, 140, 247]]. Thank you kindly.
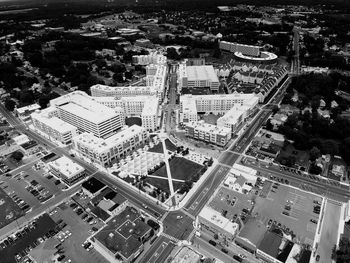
[[217, 106, 248, 134], [257, 231, 295, 263], [132, 52, 167, 66], [185, 121, 232, 146], [48, 156, 86, 185], [94, 96, 159, 132], [15, 104, 41, 119], [90, 187, 128, 219], [91, 64, 167, 101], [72, 125, 148, 167], [198, 206, 239, 241], [178, 62, 220, 92], [219, 41, 261, 57], [135, 38, 153, 48], [235, 218, 268, 253], [172, 247, 201, 263], [92, 206, 152, 263], [31, 108, 78, 145], [179, 94, 259, 133], [82, 177, 107, 198], [219, 41, 278, 64], [49, 91, 124, 139]]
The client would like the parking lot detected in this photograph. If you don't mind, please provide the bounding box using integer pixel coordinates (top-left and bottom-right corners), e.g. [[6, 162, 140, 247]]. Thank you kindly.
[[208, 187, 255, 223], [0, 213, 57, 263], [48, 199, 108, 263], [1, 161, 64, 211], [253, 183, 322, 245]]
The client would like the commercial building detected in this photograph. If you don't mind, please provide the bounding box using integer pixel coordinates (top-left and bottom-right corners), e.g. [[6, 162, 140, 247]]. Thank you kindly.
[[48, 156, 86, 185], [235, 218, 268, 253], [198, 206, 239, 241], [31, 108, 78, 145], [92, 206, 152, 263], [90, 187, 128, 220], [49, 91, 124, 139], [185, 120, 231, 146], [72, 125, 148, 167], [178, 61, 220, 92], [82, 177, 107, 198], [172, 247, 201, 263], [15, 103, 41, 119], [93, 96, 159, 132]]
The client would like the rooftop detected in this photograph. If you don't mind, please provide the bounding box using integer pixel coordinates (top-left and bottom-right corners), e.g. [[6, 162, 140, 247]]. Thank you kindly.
[[185, 121, 231, 136], [186, 65, 219, 82], [73, 125, 146, 154], [258, 231, 283, 258], [49, 156, 84, 178], [237, 218, 267, 247], [82, 177, 106, 194], [199, 206, 239, 234], [94, 206, 151, 260], [16, 103, 40, 114], [31, 109, 77, 133], [50, 91, 118, 124]]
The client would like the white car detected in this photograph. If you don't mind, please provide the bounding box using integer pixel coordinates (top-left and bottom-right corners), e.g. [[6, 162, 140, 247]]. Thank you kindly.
[[239, 254, 247, 259], [65, 230, 72, 237]]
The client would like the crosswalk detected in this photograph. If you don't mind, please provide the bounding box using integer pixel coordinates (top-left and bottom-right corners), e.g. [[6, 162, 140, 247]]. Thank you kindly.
[[161, 232, 179, 243]]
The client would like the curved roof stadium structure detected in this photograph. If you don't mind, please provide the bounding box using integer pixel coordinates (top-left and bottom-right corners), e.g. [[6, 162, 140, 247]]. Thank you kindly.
[[234, 51, 278, 64]]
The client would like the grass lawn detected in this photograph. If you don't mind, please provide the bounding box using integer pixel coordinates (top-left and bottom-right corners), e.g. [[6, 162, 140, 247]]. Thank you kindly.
[[153, 157, 203, 181], [125, 117, 142, 127], [148, 142, 164, 154], [165, 139, 177, 152], [0, 188, 24, 230], [200, 113, 221, 125], [144, 177, 185, 194]]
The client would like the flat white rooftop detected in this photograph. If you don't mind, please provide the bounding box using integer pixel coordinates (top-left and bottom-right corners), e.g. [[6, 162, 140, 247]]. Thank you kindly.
[[50, 91, 118, 124], [186, 65, 219, 82], [49, 156, 84, 178], [199, 206, 239, 234]]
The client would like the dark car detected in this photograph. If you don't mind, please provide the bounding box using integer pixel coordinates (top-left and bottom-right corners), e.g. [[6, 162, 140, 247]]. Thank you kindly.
[[221, 248, 228, 254], [233, 255, 243, 262], [57, 255, 66, 261], [208, 240, 217, 246]]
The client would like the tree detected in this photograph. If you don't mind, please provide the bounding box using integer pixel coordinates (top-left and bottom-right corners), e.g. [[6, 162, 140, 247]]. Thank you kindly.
[[113, 72, 124, 83], [4, 99, 16, 111], [11, 151, 24, 162], [272, 105, 279, 115], [309, 146, 321, 162], [166, 47, 180, 60]]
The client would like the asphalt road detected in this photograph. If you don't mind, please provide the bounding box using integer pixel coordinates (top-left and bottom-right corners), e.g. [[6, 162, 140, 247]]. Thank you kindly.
[[140, 236, 176, 263], [185, 165, 230, 216], [243, 161, 350, 202]]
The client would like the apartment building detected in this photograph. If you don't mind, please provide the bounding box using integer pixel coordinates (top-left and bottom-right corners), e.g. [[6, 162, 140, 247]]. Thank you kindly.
[[185, 121, 232, 146], [72, 125, 148, 167], [132, 52, 167, 65], [93, 96, 159, 132], [49, 91, 124, 139], [180, 93, 259, 134], [91, 64, 167, 101], [178, 61, 220, 92], [31, 108, 78, 145], [219, 41, 261, 57]]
